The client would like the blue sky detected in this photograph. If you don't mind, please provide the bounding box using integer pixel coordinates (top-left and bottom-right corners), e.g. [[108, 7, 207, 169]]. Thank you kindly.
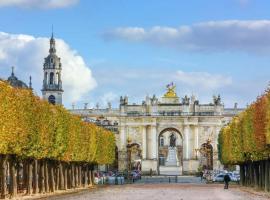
[[0, 0, 269, 108]]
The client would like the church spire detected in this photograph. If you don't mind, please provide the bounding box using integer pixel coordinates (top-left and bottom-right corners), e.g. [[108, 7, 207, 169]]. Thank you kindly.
[[11, 66, 14, 76], [49, 26, 56, 54]]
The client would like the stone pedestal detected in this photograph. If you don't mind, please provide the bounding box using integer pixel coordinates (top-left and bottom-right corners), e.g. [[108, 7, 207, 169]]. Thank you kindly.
[[165, 147, 179, 167], [141, 159, 158, 175]]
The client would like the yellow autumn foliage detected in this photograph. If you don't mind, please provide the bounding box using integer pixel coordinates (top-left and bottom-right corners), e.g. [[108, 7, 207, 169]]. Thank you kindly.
[[0, 80, 115, 164]]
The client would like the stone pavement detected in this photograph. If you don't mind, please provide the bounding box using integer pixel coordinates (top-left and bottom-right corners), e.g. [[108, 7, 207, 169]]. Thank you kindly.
[[45, 182, 269, 200]]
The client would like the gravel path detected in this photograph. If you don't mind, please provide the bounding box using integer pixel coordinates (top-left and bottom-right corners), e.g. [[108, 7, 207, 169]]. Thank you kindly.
[[46, 184, 270, 200]]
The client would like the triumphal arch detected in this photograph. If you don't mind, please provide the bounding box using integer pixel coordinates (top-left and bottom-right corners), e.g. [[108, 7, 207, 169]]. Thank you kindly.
[[70, 83, 242, 175]]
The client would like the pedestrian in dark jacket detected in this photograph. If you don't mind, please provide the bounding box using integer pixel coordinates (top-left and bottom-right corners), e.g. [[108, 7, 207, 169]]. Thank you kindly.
[[224, 174, 231, 189], [200, 171, 204, 182]]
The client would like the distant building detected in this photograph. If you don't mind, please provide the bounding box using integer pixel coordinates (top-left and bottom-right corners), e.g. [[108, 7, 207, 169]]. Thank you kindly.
[[7, 66, 31, 89], [41, 32, 63, 105], [70, 83, 244, 175]]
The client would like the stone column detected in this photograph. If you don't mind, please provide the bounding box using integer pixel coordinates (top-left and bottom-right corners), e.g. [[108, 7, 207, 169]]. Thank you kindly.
[[194, 126, 199, 159], [118, 125, 127, 171], [142, 126, 147, 159], [119, 125, 126, 150], [184, 125, 190, 160], [151, 125, 157, 159]]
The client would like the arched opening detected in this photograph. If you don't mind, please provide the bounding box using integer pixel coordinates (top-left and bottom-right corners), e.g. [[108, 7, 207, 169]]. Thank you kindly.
[[49, 72, 54, 85], [57, 73, 60, 85], [56, 72, 59, 85], [158, 128, 183, 175], [200, 141, 213, 170], [48, 95, 56, 105], [127, 143, 142, 172]]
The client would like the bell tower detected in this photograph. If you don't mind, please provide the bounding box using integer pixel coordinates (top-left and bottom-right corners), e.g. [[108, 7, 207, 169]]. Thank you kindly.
[[42, 32, 63, 105]]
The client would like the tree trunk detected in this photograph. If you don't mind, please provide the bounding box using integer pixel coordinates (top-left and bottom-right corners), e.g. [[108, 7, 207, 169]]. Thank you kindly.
[[44, 160, 49, 193], [251, 162, 254, 187], [264, 160, 269, 192], [39, 160, 45, 193], [71, 163, 75, 189], [82, 166, 86, 187], [90, 169, 94, 186], [33, 159, 38, 194], [16, 161, 21, 194], [55, 162, 59, 191], [74, 164, 78, 188], [64, 164, 68, 190], [240, 164, 245, 186], [9, 155, 17, 198], [23, 161, 28, 192], [0, 155, 7, 199], [59, 162, 64, 190], [254, 162, 259, 189], [87, 165, 90, 186], [26, 160, 33, 195], [49, 161, 55, 193], [78, 165, 82, 187]]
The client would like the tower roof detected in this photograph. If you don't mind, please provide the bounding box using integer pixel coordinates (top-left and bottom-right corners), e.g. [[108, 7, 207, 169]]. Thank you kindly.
[[49, 31, 56, 54]]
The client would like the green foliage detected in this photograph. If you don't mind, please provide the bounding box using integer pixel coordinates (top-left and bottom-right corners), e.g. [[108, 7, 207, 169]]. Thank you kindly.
[[0, 81, 115, 164]]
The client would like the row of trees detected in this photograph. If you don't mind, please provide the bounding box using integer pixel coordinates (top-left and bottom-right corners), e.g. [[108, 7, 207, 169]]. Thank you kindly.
[[218, 87, 270, 191], [0, 80, 115, 198]]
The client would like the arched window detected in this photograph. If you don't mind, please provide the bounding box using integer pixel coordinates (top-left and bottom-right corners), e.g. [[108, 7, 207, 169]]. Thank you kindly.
[[58, 73, 60, 84], [160, 137, 164, 147], [48, 95, 56, 105], [49, 72, 54, 85], [56, 72, 59, 84]]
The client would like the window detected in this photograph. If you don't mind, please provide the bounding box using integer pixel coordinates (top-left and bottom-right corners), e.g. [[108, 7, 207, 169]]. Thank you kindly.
[[44, 72, 47, 84], [48, 95, 56, 105], [49, 72, 54, 85], [160, 137, 164, 147]]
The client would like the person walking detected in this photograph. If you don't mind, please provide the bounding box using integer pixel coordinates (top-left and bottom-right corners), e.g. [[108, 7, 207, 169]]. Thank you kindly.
[[200, 171, 204, 182], [224, 174, 231, 189]]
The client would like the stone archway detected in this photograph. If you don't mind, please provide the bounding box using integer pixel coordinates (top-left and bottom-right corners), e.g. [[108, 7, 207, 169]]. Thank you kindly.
[[127, 143, 142, 172], [158, 128, 183, 175], [200, 141, 213, 170]]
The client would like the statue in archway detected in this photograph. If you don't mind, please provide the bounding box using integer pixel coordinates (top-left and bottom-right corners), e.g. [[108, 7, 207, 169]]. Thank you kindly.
[[169, 133, 176, 147]]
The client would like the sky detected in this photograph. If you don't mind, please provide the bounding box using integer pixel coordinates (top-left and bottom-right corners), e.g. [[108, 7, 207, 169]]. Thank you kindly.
[[0, 0, 269, 109]]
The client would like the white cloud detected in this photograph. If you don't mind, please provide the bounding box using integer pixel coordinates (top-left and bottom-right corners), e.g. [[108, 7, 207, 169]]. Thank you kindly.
[[0, 0, 79, 9], [103, 20, 270, 54], [101, 92, 118, 107], [0, 32, 96, 105], [174, 70, 232, 90]]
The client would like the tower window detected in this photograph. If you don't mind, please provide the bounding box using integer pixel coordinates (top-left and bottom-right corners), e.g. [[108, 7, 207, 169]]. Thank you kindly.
[[48, 95, 56, 105], [44, 72, 48, 84], [160, 137, 164, 147], [49, 72, 54, 85]]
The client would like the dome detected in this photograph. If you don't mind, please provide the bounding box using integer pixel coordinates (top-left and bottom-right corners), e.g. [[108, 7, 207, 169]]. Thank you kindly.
[[7, 67, 29, 89]]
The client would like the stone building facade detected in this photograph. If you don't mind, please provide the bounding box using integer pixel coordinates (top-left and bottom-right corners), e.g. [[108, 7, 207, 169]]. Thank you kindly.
[[70, 83, 243, 175]]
